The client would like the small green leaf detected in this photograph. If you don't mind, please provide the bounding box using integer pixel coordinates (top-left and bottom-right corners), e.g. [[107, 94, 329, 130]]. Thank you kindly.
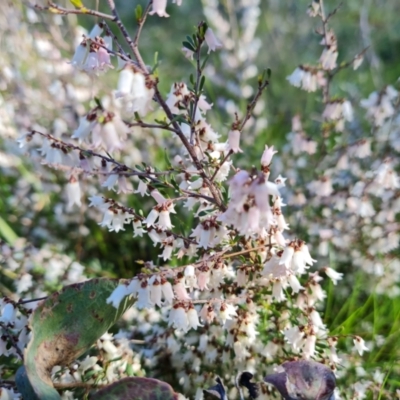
[[200, 55, 210, 70], [69, 0, 84, 8], [0, 215, 19, 245], [135, 4, 143, 21], [199, 76, 206, 91], [182, 41, 195, 52]]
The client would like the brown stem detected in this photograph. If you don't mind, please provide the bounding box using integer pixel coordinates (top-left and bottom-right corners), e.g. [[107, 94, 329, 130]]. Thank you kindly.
[[35, 2, 115, 21]]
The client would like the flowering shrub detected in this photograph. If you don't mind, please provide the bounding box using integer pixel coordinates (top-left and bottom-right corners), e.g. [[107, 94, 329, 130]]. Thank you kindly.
[[0, 0, 399, 399]]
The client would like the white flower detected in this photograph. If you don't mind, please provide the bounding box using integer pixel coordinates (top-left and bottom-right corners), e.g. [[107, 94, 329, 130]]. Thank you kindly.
[[116, 68, 154, 115], [303, 334, 316, 359], [353, 54, 364, 70], [204, 28, 222, 53], [72, 116, 95, 141], [227, 130, 243, 153], [169, 305, 188, 331], [324, 267, 343, 285], [218, 302, 237, 324], [287, 274, 303, 293], [161, 279, 175, 305], [65, 178, 82, 211], [319, 47, 338, 70], [106, 279, 138, 308], [283, 326, 304, 351], [102, 174, 119, 191], [287, 67, 305, 87], [149, 0, 169, 17], [0, 302, 16, 324], [135, 180, 149, 197], [353, 336, 369, 356], [145, 208, 160, 227], [149, 277, 162, 307], [261, 145, 278, 167], [137, 281, 153, 309], [187, 307, 202, 330], [159, 210, 173, 230]]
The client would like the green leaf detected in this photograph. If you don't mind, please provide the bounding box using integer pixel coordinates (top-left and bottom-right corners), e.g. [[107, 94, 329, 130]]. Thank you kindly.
[[182, 41, 195, 52], [135, 4, 143, 21], [0, 215, 19, 245], [16, 278, 134, 400], [164, 148, 172, 169], [69, 0, 84, 9], [199, 75, 206, 91], [200, 55, 210, 70], [91, 377, 179, 400]]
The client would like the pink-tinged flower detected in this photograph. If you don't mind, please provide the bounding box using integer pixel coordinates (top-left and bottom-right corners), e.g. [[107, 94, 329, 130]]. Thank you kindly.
[[353, 336, 369, 356], [237, 268, 247, 287], [204, 28, 222, 54], [319, 47, 338, 70], [181, 47, 194, 59], [149, 0, 169, 17], [197, 267, 210, 291], [199, 303, 215, 323], [173, 278, 191, 301], [151, 189, 167, 205], [227, 130, 243, 153], [261, 145, 278, 167]]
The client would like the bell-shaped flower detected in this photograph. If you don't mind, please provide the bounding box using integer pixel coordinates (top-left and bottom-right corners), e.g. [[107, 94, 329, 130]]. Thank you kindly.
[[204, 28, 222, 54], [149, 0, 169, 17]]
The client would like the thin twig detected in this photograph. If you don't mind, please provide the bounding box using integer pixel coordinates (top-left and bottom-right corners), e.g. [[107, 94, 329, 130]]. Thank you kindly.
[[35, 2, 115, 21], [106, 0, 148, 73], [17, 296, 47, 305], [239, 80, 269, 132], [0, 322, 24, 360], [210, 150, 233, 182], [132, 0, 153, 71]]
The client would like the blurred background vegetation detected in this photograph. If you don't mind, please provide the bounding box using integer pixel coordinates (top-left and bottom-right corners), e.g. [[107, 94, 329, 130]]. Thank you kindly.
[[1, 0, 400, 395]]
